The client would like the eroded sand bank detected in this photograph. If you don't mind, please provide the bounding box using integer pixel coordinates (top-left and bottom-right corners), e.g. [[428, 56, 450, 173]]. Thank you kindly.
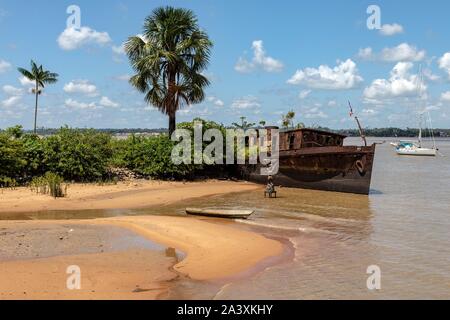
[[0, 181, 284, 299], [0, 180, 261, 213]]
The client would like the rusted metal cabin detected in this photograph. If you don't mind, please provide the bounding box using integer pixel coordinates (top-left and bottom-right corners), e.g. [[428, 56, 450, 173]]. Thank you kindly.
[[279, 128, 346, 151]]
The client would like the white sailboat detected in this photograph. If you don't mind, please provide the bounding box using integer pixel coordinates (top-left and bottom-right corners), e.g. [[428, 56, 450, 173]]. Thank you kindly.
[[393, 66, 438, 157]]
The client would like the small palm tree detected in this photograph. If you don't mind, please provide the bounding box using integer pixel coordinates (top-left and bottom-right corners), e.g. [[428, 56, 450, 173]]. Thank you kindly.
[[282, 110, 296, 129], [18, 60, 58, 134], [125, 6, 213, 136], [232, 116, 255, 130]]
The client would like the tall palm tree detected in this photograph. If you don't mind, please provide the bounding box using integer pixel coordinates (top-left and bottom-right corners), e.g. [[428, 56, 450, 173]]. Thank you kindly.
[[18, 60, 58, 134], [125, 6, 213, 136]]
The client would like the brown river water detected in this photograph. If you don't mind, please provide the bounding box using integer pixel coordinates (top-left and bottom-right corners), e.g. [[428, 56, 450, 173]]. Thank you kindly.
[[2, 137, 450, 299]]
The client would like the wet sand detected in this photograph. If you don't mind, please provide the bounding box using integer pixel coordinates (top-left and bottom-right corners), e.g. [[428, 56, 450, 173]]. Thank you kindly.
[[93, 216, 284, 281], [0, 180, 260, 214], [0, 221, 178, 299], [0, 202, 284, 299]]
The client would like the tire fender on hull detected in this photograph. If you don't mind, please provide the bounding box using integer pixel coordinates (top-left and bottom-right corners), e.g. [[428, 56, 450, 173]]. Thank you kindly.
[[355, 157, 366, 176]]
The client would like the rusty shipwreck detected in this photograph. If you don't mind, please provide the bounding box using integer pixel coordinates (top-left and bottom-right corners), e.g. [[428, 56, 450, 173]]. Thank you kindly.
[[244, 127, 376, 195]]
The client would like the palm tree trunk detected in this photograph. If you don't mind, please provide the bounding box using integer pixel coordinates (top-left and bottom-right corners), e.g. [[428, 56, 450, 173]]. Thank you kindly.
[[34, 82, 39, 135], [168, 70, 177, 136], [169, 112, 176, 136]]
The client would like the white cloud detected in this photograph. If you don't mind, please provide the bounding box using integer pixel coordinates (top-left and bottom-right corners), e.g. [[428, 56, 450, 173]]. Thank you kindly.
[[440, 91, 450, 102], [2, 85, 23, 96], [214, 100, 224, 107], [299, 89, 311, 99], [1, 96, 21, 108], [379, 23, 404, 36], [57, 27, 112, 51], [363, 62, 422, 100], [112, 44, 125, 55], [19, 76, 35, 87], [327, 100, 337, 107], [287, 59, 363, 90], [304, 107, 328, 119], [231, 96, 261, 109], [99, 96, 119, 108], [380, 43, 425, 62], [438, 52, 450, 78], [235, 40, 284, 73], [362, 108, 378, 115], [206, 96, 224, 107], [64, 80, 98, 96], [357, 47, 374, 60], [65, 98, 97, 110], [114, 74, 131, 81], [358, 43, 426, 62], [423, 68, 440, 81], [0, 59, 11, 73], [179, 105, 212, 117]]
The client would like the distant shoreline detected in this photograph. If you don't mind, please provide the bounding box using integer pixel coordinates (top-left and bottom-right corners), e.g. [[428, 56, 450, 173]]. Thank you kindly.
[[4, 127, 448, 138]]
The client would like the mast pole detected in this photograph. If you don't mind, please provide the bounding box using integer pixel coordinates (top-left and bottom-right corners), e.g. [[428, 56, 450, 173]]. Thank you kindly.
[[348, 101, 367, 147]]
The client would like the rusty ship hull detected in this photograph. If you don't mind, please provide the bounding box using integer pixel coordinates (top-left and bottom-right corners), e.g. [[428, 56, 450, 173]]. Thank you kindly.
[[244, 128, 376, 195], [247, 144, 376, 195]]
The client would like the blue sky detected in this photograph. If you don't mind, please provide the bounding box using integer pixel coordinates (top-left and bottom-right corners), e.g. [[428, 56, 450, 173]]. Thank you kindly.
[[1, 0, 450, 129]]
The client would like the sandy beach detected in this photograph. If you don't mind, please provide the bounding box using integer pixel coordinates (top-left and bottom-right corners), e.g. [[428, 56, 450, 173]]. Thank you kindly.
[[0, 180, 260, 213], [0, 180, 284, 300]]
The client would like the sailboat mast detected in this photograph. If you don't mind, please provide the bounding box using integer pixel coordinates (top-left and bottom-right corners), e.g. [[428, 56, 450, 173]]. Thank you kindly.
[[417, 66, 424, 148], [418, 115, 422, 148]]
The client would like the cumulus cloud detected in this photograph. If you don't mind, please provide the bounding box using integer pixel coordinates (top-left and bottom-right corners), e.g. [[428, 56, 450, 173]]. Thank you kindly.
[[64, 80, 98, 96], [112, 44, 125, 55], [363, 62, 422, 100], [1, 96, 21, 108], [304, 107, 328, 119], [2, 85, 23, 96], [231, 96, 261, 109], [65, 98, 97, 110], [299, 89, 311, 99], [287, 59, 363, 90], [57, 27, 112, 51], [362, 108, 378, 115], [438, 52, 450, 78], [99, 96, 119, 108], [440, 91, 450, 102], [358, 43, 426, 62], [235, 40, 284, 73], [207, 96, 224, 107], [19, 76, 35, 87], [327, 100, 337, 107], [422, 68, 440, 81], [357, 47, 374, 60], [379, 23, 404, 36], [380, 43, 425, 62], [1, 84, 24, 108], [114, 74, 131, 81], [0, 59, 11, 73]]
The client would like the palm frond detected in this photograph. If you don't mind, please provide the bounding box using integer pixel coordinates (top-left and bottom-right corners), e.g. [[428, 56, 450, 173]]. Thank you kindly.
[[17, 68, 35, 81]]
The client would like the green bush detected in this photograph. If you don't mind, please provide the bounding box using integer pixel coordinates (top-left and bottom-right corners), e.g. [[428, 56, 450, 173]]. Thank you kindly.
[[42, 127, 113, 181], [0, 126, 113, 183], [0, 126, 27, 181], [0, 119, 236, 184], [113, 134, 195, 179]]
